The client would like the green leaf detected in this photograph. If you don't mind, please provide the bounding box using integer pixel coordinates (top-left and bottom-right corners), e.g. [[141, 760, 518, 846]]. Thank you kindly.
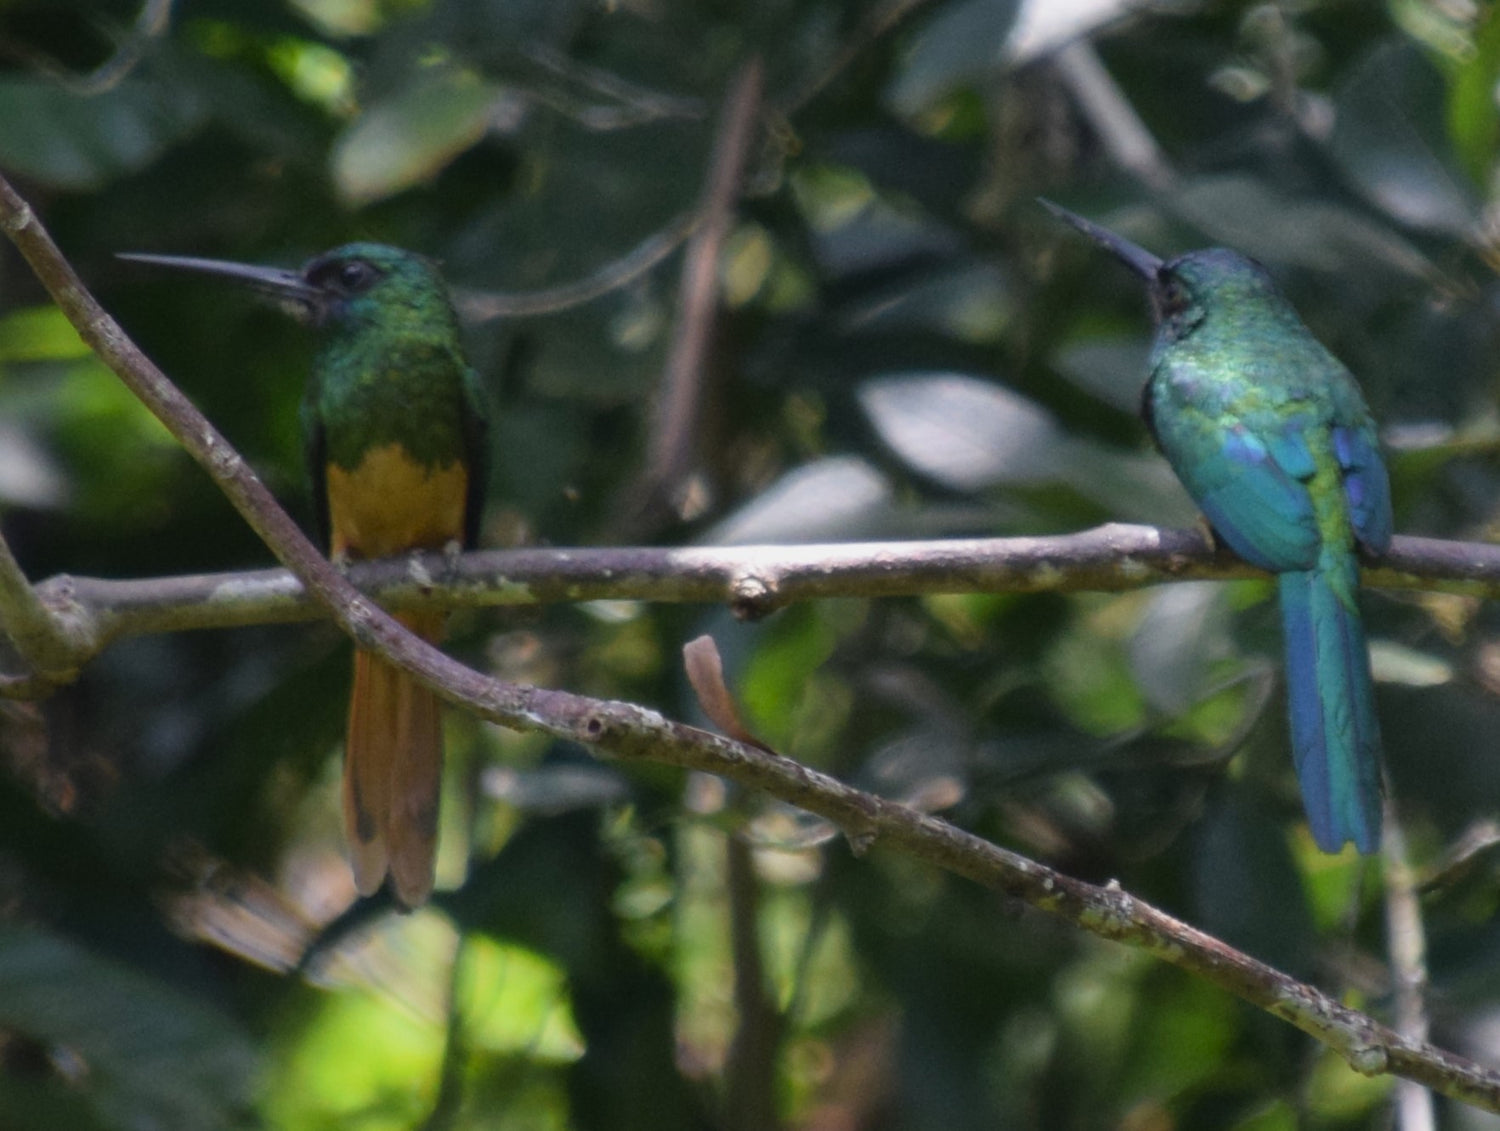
[[858, 371, 1196, 523], [740, 604, 840, 750], [0, 307, 91, 363], [886, 0, 1020, 118], [332, 67, 502, 204], [706, 457, 893, 543], [859, 371, 1065, 490], [1126, 582, 1236, 716], [1328, 41, 1475, 234], [0, 76, 206, 190], [1170, 174, 1436, 277], [0, 925, 255, 1131], [1449, 8, 1500, 182]]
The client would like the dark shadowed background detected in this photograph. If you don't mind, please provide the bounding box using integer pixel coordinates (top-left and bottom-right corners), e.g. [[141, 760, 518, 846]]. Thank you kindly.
[[2, 1, 1500, 1128]]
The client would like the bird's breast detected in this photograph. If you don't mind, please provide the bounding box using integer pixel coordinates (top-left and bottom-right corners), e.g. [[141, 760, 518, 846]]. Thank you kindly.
[[325, 442, 468, 559]]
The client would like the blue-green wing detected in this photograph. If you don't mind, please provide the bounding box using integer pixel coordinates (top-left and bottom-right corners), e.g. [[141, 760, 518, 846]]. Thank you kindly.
[[1332, 423, 1392, 554], [1149, 392, 1321, 572]]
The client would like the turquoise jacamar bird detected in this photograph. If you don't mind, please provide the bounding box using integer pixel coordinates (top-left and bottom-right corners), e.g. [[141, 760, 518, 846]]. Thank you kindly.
[[124, 244, 490, 905], [1043, 203, 1392, 854]]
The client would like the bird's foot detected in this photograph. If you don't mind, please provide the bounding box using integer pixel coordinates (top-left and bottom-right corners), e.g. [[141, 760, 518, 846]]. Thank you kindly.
[[404, 548, 436, 590], [441, 539, 465, 582], [1194, 514, 1226, 554]]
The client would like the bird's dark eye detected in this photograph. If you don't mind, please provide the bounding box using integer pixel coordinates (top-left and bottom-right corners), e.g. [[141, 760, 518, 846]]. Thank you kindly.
[[1156, 274, 1188, 317], [308, 256, 381, 295], [337, 260, 376, 292]]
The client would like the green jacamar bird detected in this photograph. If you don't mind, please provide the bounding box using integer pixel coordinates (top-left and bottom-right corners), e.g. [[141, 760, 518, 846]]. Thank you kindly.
[[124, 244, 490, 906], [1043, 202, 1392, 854]]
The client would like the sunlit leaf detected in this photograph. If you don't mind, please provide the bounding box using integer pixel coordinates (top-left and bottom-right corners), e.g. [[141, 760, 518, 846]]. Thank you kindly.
[[1447, 4, 1500, 185], [706, 457, 893, 544], [274, 912, 462, 1126], [860, 371, 1064, 490], [45, 359, 180, 522], [859, 370, 1196, 522], [1007, 0, 1150, 63], [332, 67, 503, 204], [0, 307, 90, 363], [1045, 596, 1149, 734], [1127, 582, 1235, 716], [1115, 976, 1238, 1101], [291, 0, 384, 37], [886, 0, 1020, 117], [0, 421, 67, 508], [1304, 1044, 1394, 1121], [1370, 640, 1453, 687], [457, 935, 583, 1059]]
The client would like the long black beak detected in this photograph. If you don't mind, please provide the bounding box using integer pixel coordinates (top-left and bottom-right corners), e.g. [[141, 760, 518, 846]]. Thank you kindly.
[[118, 252, 323, 318], [1039, 199, 1163, 281]]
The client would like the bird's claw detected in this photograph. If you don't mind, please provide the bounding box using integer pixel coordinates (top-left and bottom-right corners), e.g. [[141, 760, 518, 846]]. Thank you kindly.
[[441, 539, 464, 582]]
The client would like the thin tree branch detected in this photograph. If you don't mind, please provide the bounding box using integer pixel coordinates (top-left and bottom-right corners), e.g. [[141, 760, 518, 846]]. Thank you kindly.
[[1052, 39, 1176, 192], [624, 58, 765, 533], [0, 515, 93, 685], [6, 172, 1500, 1115], [0, 0, 173, 96], [546, 690, 1500, 1113], [777, 0, 940, 117], [725, 829, 782, 1131], [421, 930, 470, 1131], [454, 211, 698, 321], [1384, 798, 1437, 1131], [6, 527, 1500, 688], [516, 42, 709, 128]]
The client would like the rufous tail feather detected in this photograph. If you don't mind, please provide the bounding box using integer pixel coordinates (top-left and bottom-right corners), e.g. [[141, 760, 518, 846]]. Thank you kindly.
[[343, 611, 445, 907]]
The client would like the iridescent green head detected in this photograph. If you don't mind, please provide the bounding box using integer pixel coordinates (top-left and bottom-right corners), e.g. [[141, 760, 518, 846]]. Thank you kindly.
[[297, 243, 459, 339]]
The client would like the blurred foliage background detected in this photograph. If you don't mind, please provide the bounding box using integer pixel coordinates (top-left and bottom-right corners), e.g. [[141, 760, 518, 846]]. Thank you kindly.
[[4, 0, 1500, 1127]]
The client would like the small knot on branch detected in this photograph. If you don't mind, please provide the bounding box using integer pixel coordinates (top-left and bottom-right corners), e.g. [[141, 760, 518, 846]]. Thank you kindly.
[[0, 197, 34, 234], [1346, 1043, 1390, 1076], [844, 828, 877, 857], [729, 570, 778, 620]]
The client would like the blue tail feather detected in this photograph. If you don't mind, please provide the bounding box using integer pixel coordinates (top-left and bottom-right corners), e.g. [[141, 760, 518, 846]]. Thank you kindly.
[[1277, 561, 1383, 853]]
